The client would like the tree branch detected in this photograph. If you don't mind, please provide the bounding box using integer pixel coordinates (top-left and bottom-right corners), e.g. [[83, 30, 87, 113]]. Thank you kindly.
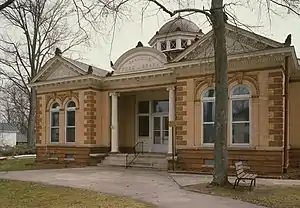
[[270, 0, 300, 16], [0, 0, 14, 11]]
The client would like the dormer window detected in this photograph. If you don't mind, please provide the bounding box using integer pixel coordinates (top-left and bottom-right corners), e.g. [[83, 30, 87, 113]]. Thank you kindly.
[[181, 39, 188, 48], [170, 40, 176, 49], [161, 41, 166, 50]]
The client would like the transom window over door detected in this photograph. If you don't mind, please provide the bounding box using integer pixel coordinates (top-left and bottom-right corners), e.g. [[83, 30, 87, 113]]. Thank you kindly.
[[50, 103, 60, 143], [231, 85, 251, 145], [202, 89, 215, 144], [66, 101, 76, 143]]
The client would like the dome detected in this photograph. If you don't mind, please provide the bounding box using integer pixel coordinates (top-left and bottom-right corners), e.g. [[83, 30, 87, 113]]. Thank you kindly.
[[158, 17, 200, 34]]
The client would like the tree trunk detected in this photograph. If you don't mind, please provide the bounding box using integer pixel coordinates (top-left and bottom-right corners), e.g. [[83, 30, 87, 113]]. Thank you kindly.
[[210, 0, 230, 186], [27, 87, 36, 147]]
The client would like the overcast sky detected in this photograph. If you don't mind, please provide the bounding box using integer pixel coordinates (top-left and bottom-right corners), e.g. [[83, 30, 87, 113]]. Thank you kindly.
[[74, 1, 300, 70]]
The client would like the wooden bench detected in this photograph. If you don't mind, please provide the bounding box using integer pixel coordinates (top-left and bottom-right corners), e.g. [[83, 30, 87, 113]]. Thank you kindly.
[[234, 161, 257, 190]]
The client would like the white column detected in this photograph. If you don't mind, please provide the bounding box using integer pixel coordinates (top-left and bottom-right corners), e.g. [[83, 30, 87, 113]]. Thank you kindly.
[[167, 86, 175, 154], [110, 92, 119, 153]]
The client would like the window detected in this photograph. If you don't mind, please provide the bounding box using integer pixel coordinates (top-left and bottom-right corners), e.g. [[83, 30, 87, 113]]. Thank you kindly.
[[161, 41, 166, 51], [66, 101, 76, 143], [152, 100, 169, 113], [231, 85, 251, 145], [181, 39, 188, 48], [50, 103, 60, 143], [170, 40, 176, 49], [138, 101, 149, 136], [202, 89, 215, 144]]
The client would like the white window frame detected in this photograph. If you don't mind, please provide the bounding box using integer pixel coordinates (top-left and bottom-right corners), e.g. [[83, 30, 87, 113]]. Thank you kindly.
[[65, 101, 76, 143], [201, 88, 215, 146], [50, 103, 60, 143], [230, 85, 251, 147]]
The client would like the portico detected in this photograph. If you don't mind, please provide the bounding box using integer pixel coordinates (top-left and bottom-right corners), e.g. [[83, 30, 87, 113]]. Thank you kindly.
[[109, 86, 176, 154]]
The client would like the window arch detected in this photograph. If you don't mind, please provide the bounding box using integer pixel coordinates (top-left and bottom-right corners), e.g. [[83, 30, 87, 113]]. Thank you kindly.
[[230, 85, 251, 145], [202, 88, 215, 144], [66, 101, 76, 143], [50, 103, 60, 143]]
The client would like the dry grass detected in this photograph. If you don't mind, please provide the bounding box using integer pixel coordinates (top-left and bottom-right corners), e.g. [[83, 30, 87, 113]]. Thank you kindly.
[[0, 158, 71, 172], [184, 183, 300, 208], [0, 179, 155, 208]]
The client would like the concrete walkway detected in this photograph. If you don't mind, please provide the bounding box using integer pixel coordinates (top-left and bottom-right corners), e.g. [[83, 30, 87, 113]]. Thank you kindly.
[[0, 167, 265, 208]]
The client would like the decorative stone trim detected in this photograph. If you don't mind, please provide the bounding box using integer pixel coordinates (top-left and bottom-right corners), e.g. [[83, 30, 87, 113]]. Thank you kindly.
[[83, 91, 97, 144], [176, 80, 187, 146], [36, 96, 43, 144], [268, 71, 284, 147]]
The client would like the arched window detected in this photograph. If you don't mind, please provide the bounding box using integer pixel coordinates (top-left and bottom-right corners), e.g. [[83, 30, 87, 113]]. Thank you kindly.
[[50, 103, 60, 143], [66, 101, 76, 143], [202, 88, 215, 144], [230, 85, 251, 145]]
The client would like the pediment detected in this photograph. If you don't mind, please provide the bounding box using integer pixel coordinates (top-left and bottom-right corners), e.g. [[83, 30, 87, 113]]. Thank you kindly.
[[174, 24, 284, 62], [31, 56, 86, 83], [114, 47, 167, 74], [44, 64, 80, 80]]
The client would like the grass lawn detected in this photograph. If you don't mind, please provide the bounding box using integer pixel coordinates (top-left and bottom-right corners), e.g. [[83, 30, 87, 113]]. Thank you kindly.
[[184, 183, 300, 208], [0, 179, 154, 208], [0, 158, 69, 172]]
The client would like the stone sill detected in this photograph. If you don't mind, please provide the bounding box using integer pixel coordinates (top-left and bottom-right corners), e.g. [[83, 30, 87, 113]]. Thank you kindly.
[[167, 156, 178, 161], [48, 157, 58, 161]]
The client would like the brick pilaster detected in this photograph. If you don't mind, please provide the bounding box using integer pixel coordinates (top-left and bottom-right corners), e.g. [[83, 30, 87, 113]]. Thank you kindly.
[[35, 96, 43, 144], [268, 71, 284, 147], [83, 91, 97, 144], [176, 81, 188, 146]]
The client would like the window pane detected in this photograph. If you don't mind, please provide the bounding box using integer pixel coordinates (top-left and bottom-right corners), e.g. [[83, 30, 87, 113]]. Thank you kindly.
[[203, 89, 215, 98], [161, 41, 166, 50], [67, 111, 75, 126], [203, 102, 215, 122], [181, 39, 188, 48], [232, 86, 250, 96], [66, 127, 75, 142], [203, 124, 215, 143], [52, 103, 59, 109], [170, 40, 176, 49], [232, 123, 250, 144], [51, 128, 59, 142], [67, 101, 76, 108], [154, 131, 161, 144], [138, 101, 149, 114], [153, 117, 160, 130], [138, 116, 149, 136], [163, 117, 169, 131], [232, 100, 249, 121], [153, 100, 169, 113], [51, 112, 59, 127]]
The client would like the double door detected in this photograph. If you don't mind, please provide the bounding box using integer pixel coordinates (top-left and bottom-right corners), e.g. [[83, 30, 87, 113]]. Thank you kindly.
[[152, 115, 168, 152]]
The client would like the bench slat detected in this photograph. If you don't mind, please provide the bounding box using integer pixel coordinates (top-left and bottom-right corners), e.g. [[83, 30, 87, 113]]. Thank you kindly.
[[237, 169, 244, 175], [237, 172, 246, 178]]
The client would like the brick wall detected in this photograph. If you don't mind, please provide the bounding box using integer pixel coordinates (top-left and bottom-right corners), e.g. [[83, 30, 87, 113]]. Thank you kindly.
[[176, 80, 188, 146], [84, 91, 97, 144], [268, 71, 284, 147]]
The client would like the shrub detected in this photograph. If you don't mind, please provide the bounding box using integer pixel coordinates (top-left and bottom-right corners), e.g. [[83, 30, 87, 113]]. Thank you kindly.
[[0, 144, 35, 157]]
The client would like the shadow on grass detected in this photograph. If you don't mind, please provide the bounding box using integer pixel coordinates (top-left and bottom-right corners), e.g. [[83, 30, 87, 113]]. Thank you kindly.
[[183, 182, 300, 208]]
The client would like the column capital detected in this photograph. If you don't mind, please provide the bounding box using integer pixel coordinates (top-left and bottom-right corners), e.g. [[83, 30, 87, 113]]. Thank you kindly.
[[109, 92, 120, 97], [167, 86, 175, 91]]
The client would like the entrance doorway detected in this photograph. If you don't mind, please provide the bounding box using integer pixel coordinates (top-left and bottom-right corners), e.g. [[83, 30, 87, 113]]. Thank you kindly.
[[152, 115, 168, 152]]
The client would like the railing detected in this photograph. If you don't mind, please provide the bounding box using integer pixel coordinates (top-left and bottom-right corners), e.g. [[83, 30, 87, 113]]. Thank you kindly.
[[125, 141, 144, 168]]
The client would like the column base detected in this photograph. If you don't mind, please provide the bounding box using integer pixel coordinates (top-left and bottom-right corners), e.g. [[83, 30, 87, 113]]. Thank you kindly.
[[109, 151, 120, 154]]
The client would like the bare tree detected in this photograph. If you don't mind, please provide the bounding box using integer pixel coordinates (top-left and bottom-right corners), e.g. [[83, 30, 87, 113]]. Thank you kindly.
[[0, 81, 28, 134], [0, 0, 89, 147]]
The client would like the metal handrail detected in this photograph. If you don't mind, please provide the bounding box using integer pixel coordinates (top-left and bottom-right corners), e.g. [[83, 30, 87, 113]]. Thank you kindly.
[[125, 141, 144, 168]]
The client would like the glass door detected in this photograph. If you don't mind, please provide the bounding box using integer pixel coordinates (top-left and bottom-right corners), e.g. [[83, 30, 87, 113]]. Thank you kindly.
[[152, 115, 168, 152]]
